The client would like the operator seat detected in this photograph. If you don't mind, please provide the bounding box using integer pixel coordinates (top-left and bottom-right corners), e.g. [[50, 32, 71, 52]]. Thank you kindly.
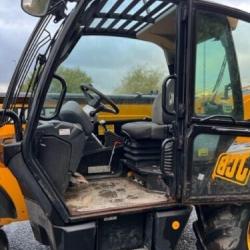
[[121, 79, 175, 176], [35, 101, 93, 194], [122, 94, 171, 140]]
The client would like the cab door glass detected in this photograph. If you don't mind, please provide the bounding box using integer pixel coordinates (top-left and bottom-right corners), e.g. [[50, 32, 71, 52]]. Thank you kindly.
[[195, 36, 231, 116], [233, 19, 250, 120], [194, 10, 250, 121]]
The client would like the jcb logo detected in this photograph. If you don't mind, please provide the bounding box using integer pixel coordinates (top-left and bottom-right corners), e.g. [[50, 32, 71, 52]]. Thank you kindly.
[[212, 151, 250, 186]]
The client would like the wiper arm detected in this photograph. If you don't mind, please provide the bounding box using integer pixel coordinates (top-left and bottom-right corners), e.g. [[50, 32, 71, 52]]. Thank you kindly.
[[211, 56, 227, 102], [200, 114, 236, 123]]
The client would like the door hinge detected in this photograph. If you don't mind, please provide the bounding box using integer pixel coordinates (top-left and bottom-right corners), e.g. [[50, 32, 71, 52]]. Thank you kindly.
[[178, 104, 185, 118], [177, 184, 182, 200], [177, 136, 184, 150]]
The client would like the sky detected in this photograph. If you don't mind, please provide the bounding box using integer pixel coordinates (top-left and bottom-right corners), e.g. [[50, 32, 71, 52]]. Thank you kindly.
[[0, 0, 37, 92], [0, 0, 169, 95], [1, 0, 250, 95]]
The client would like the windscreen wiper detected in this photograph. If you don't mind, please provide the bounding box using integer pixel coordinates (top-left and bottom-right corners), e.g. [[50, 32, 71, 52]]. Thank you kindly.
[[211, 56, 227, 102]]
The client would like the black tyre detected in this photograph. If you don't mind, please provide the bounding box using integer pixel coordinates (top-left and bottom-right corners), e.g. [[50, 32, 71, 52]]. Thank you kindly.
[[194, 204, 250, 250], [0, 228, 8, 250]]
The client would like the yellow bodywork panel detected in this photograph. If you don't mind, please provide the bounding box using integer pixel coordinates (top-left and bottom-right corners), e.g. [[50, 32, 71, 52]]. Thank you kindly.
[[0, 125, 28, 225], [98, 104, 152, 121], [0, 163, 28, 226]]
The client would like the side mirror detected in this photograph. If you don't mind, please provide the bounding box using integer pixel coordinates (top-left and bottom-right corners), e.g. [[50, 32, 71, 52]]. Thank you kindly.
[[162, 75, 176, 115], [21, 0, 51, 17], [40, 75, 67, 120]]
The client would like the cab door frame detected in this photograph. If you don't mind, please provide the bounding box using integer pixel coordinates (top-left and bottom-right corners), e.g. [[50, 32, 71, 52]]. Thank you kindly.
[[182, 0, 250, 204]]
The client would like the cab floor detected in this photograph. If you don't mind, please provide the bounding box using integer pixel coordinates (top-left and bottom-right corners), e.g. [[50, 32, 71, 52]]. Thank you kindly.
[[65, 177, 169, 217]]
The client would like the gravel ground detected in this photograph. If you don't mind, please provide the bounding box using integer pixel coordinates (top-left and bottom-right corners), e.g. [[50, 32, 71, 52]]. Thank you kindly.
[[3, 210, 197, 250]]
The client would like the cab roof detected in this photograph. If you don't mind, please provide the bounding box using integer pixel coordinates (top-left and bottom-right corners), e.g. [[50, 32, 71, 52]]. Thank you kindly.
[[79, 0, 174, 37]]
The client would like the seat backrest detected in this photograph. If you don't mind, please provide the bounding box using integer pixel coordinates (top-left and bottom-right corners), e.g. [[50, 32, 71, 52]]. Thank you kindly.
[[59, 101, 93, 135], [152, 92, 175, 125], [35, 120, 87, 194], [152, 94, 164, 124]]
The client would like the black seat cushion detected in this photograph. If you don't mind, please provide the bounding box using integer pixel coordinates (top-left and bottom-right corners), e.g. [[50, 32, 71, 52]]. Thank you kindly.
[[122, 121, 168, 140], [122, 92, 173, 140]]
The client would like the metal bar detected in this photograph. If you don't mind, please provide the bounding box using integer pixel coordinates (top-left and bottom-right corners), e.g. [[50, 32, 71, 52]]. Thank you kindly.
[[106, 0, 140, 30], [106, 18, 120, 30], [128, 20, 147, 33], [95, 13, 154, 23], [108, 0, 124, 14], [118, 19, 134, 30], [96, 0, 126, 30], [96, 17, 108, 29], [133, 0, 156, 16], [82, 28, 136, 38], [83, 0, 172, 34], [95, 0, 125, 31], [123, 0, 141, 14], [83, 0, 109, 28], [93, 0, 126, 30], [119, 0, 162, 30], [127, 1, 170, 33], [146, 1, 170, 18]]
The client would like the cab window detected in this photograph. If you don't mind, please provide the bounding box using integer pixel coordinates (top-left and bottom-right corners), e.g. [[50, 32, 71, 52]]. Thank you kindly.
[[194, 10, 250, 121]]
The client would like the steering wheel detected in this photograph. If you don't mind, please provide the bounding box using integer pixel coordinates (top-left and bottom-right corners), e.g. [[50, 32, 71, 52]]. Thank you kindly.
[[80, 84, 119, 115]]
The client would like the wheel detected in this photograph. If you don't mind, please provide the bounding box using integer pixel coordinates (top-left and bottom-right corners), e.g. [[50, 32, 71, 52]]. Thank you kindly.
[[194, 204, 250, 250], [0, 228, 8, 250]]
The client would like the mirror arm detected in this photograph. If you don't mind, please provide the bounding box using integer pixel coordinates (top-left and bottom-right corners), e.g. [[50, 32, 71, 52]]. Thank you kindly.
[[0, 110, 23, 142]]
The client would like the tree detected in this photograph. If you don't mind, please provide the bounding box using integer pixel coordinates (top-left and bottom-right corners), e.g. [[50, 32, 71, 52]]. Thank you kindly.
[[55, 66, 92, 93], [22, 66, 92, 93], [115, 66, 164, 94]]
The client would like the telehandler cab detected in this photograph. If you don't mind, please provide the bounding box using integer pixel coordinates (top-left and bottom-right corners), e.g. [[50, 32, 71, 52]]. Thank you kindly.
[[1, 0, 250, 249]]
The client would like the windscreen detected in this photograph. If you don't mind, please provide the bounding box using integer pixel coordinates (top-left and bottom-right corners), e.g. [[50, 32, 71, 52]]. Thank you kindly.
[[57, 35, 168, 96]]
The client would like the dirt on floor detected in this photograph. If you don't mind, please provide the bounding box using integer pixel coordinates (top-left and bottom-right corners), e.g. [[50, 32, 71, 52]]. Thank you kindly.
[[65, 177, 170, 216]]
